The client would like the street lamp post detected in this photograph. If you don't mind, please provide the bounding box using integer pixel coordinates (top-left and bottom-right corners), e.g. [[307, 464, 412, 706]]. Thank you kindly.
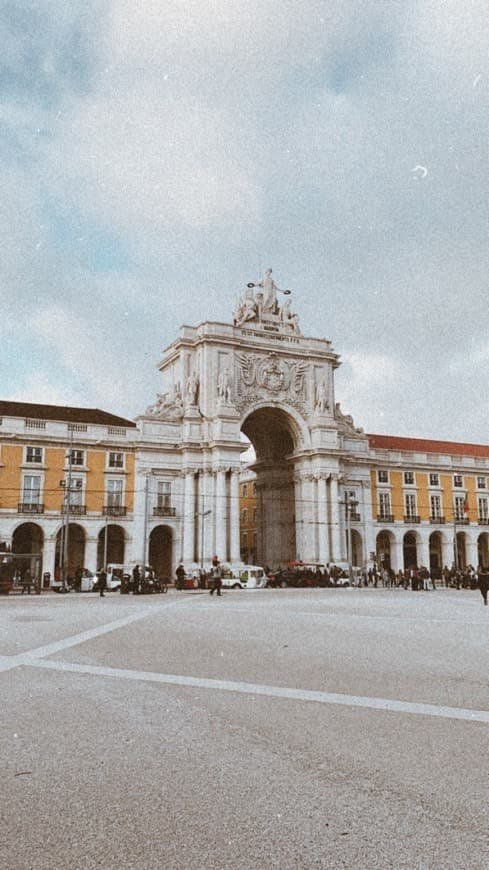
[[196, 496, 211, 571]]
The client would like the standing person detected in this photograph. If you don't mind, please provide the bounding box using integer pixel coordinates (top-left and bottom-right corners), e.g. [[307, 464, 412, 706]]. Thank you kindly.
[[98, 567, 107, 598], [132, 565, 140, 594], [477, 566, 489, 606], [175, 563, 185, 591], [21, 569, 32, 595], [209, 556, 222, 596]]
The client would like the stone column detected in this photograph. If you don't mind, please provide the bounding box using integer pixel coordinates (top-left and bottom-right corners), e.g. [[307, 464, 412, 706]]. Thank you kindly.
[[215, 469, 227, 561], [43, 537, 57, 579], [294, 474, 304, 560], [441, 535, 454, 570], [301, 474, 315, 562], [317, 475, 329, 564], [329, 475, 342, 562], [199, 470, 214, 567], [85, 537, 98, 572], [466, 537, 479, 569], [229, 468, 241, 564], [183, 470, 196, 564], [390, 538, 403, 573], [417, 537, 431, 570]]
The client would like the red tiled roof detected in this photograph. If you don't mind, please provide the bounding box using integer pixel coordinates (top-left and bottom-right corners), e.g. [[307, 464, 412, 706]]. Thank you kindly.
[[0, 401, 136, 428], [368, 433, 489, 458]]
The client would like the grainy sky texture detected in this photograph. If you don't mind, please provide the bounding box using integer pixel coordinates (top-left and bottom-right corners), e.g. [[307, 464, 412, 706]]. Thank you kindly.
[[2, 1, 488, 441]]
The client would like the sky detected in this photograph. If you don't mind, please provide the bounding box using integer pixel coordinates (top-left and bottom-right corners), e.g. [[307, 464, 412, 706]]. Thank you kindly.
[[2, 0, 489, 443]]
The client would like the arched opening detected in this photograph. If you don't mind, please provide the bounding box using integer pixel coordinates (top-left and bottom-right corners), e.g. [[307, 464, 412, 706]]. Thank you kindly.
[[455, 531, 467, 569], [429, 532, 443, 578], [403, 532, 418, 570], [478, 533, 489, 569], [97, 524, 125, 568], [55, 523, 85, 582], [351, 529, 363, 567], [148, 525, 173, 579], [376, 531, 392, 569], [241, 406, 299, 568], [12, 523, 44, 582]]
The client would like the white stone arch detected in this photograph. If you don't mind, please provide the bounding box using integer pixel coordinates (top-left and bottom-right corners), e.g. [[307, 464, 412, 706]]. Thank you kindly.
[[239, 400, 311, 456]]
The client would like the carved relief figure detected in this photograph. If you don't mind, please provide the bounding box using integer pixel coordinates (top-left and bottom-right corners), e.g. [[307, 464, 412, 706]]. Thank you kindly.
[[234, 288, 258, 327], [315, 373, 329, 414], [146, 383, 184, 419], [185, 370, 199, 406], [217, 367, 233, 403]]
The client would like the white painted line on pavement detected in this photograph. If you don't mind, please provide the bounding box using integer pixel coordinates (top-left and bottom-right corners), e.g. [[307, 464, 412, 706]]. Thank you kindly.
[[1, 597, 189, 668], [25, 658, 489, 724]]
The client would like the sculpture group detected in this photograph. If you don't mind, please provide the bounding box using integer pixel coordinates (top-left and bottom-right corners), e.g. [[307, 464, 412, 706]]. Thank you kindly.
[[233, 268, 301, 334]]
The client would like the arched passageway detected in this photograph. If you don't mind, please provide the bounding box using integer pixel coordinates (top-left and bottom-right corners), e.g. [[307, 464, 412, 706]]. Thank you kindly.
[[403, 532, 418, 570], [12, 522, 44, 581], [241, 406, 299, 568], [55, 523, 85, 581], [149, 525, 173, 579], [97, 524, 125, 568], [376, 531, 392, 569], [429, 532, 443, 577], [478, 533, 489, 569], [455, 532, 467, 569], [351, 529, 363, 567]]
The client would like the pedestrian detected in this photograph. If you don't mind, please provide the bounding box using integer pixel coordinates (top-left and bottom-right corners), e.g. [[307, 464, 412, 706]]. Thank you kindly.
[[21, 568, 32, 595], [477, 567, 489, 606], [132, 565, 140, 594], [98, 567, 107, 597], [175, 563, 185, 591], [209, 556, 222, 596]]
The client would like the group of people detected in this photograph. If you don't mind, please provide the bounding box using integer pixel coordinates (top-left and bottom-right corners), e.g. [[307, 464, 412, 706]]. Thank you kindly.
[[175, 557, 223, 596], [357, 563, 489, 603]]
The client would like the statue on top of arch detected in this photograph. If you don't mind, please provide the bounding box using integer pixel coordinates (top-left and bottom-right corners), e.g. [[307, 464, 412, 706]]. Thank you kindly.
[[233, 268, 301, 335]]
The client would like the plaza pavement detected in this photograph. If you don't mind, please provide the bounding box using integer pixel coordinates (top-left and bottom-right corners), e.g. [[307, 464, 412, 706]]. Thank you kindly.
[[1, 587, 488, 869]]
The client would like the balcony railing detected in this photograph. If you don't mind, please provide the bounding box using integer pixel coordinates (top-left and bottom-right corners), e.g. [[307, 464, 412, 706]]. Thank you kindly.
[[453, 516, 470, 524], [60, 504, 87, 516], [349, 512, 361, 522], [103, 505, 127, 517], [478, 517, 489, 525], [429, 516, 446, 524], [404, 515, 420, 524], [377, 514, 394, 523], [18, 503, 44, 514], [153, 506, 176, 517]]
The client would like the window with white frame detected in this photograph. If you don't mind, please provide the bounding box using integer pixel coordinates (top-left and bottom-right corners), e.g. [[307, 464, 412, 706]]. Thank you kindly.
[[378, 492, 391, 519], [405, 492, 417, 519], [404, 471, 415, 485], [454, 495, 465, 520], [453, 474, 463, 488], [106, 478, 123, 507], [253, 508, 257, 523], [242, 508, 248, 523], [23, 475, 41, 504], [429, 473, 439, 487], [430, 495, 442, 519], [378, 470, 388, 484], [157, 481, 171, 508], [67, 477, 83, 506], [477, 476, 486, 489], [252, 482, 256, 496], [69, 449, 84, 466], [242, 484, 248, 497], [26, 446, 42, 464], [478, 497, 489, 521], [108, 452, 124, 469], [242, 533, 248, 548]]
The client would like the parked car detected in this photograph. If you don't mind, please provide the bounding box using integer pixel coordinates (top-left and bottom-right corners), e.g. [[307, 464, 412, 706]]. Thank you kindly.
[[221, 565, 267, 589], [267, 562, 331, 588], [328, 563, 363, 587]]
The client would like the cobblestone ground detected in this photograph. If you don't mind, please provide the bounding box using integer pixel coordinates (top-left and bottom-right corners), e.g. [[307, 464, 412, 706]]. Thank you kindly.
[[1, 587, 488, 870]]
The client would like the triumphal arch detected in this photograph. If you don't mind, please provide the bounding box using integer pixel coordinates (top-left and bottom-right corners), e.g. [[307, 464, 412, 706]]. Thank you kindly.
[[134, 270, 373, 573]]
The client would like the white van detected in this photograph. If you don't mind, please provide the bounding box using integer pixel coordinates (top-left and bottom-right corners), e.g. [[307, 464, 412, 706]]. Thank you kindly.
[[221, 565, 267, 589]]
